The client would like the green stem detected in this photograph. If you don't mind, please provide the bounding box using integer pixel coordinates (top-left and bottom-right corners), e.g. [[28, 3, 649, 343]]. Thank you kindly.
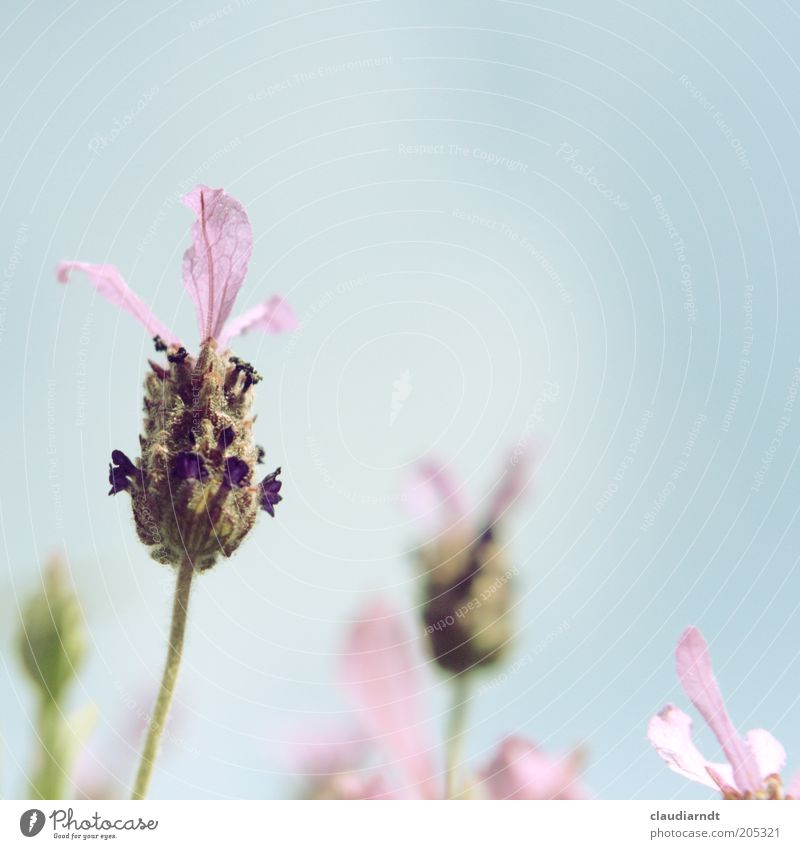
[[30, 698, 64, 799], [131, 556, 194, 800], [444, 675, 471, 800]]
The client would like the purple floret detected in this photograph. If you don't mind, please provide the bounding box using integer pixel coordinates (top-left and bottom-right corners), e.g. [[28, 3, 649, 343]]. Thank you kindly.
[[223, 456, 250, 488], [171, 452, 209, 482], [259, 467, 283, 516]]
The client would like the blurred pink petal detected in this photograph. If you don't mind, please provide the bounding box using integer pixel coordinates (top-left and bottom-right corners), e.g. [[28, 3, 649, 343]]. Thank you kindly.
[[786, 772, 800, 799], [480, 737, 588, 800], [57, 262, 179, 346], [404, 460, 470, 533], [341, 600, 438, 799], [310, 771, 398, 800], [745, 729, 787, 779], [219, 295, 298, 347], [487, 450, 532, 525], [74, 685, 183, 799], [675, 627, 762, 795], [182, 185, 252, 342], [281, 721, 370, 778], [646, 705, 730, 790]]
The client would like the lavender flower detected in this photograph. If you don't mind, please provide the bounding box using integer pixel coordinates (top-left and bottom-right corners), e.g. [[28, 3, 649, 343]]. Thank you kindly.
[[57, 186, 297, 800], [58, 185, 297, 570]]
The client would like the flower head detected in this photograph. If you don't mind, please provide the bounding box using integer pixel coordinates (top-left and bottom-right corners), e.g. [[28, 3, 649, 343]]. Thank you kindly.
[[648, 627, 799, 799], [57, 186, 297, 570], [294, 600, 587, 799], [17, 552, 87, 705], [405, 453, 531, 674]]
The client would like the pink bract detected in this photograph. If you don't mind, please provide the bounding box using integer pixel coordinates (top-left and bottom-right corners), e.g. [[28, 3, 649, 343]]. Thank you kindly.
[[57, 185, 297, 349], [648, 627, 797, 799]]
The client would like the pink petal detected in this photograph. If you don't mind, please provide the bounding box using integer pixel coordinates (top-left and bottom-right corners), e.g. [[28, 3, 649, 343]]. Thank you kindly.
[[786, 772, 800, 799], [57, 262, 179, 346], [313, 771, 398, 800], [480, 737, 588, 800], [329, 772, 395, 800], [73, 684, 182, 799], [404, 460, 470, 533], [281, 721, 369, 777], [647, 704, 730, 790], [340, 600, 438, 799], [488, 449, 533, 525], [675, 627, 762, 795], [218, 295, 298, 347], [182, 185, 253, 342], [745, 729, 786, 779]]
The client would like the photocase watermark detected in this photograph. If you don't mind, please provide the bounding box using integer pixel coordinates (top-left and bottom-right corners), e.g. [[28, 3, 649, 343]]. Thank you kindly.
[[389, 369, 412, 426], [398, 143, 529, 173], [424, 566, 519, 635], [476, 620, 571, 695], [678, 74, 752, 171], [248, 56, 393, 101], [555, 143, 630, 211], [720, 284, 754, 433], [74, 312, 93, 429], [503, 379, 560, 472], [189, 0, 255, 30], [136, 137, 242, 253], [751, 361, 800, 493], [451, 209, 572, 305], [595, 409, 653, 514], [305, 431, 406, 506], [19, 809, 45, 837], [640, 412, 706, 531], [88, 86, 159, 154], [0, 221, 27, 344], [113, 679, 198, 755], [526, 380, 560, 429], [20, 807, 158, 836], [651, 194, 696, 323], [284, 275, 369, 356], [47, 380, 64, 530]]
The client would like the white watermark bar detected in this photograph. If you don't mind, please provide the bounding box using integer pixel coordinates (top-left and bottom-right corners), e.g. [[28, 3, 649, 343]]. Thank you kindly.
[[1, 800, 797, 847]]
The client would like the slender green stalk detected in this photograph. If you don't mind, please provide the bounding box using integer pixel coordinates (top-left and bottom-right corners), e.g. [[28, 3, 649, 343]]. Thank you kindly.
[[444, 674, 472, 800], [29, 698, 65, 799], [132, 556, 194, 800]]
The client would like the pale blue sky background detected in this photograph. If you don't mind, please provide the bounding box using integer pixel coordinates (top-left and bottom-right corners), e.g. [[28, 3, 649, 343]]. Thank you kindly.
[[2, 0, 800, 799]]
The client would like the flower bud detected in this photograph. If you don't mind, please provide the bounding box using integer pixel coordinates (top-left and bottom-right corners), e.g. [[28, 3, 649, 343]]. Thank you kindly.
[[419, 527, 515, 675], [17, 553, 87, 705]]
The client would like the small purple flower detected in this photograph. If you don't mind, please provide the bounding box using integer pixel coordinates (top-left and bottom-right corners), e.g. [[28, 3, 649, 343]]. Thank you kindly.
[[259, 467, 283, 517], [223, 456, 250, 488], [171, 452, 208, 482], [108, 450, 138, 495], [217, 426, 236, 451]]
